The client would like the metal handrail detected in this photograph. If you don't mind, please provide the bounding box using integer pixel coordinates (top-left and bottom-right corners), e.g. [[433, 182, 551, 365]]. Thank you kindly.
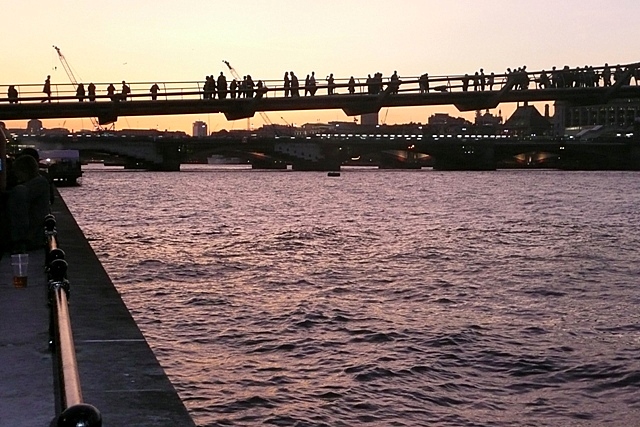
[[2, 62, 638, 104], [45, 214, 102, 427]]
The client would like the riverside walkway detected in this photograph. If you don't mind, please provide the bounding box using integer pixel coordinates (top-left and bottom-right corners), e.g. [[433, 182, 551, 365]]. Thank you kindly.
[[1, 63, 639, 125], [0, 191, 195, 426]]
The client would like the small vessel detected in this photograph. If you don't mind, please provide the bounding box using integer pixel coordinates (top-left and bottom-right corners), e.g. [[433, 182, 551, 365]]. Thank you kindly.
[[40, 149, 83, 185]]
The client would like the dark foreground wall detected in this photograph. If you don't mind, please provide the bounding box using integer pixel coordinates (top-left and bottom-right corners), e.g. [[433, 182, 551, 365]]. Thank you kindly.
[[53, 192, 196, 425], [0, 190, 196, 426]]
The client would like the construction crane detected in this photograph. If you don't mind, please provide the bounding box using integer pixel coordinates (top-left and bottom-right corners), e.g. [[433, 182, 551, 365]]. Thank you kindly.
[[53, 45, 103, 130], [222, 60, 275, 131], [53, 46, 81, 88]]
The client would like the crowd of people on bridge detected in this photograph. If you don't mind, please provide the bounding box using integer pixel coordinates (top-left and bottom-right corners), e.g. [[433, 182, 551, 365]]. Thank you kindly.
[[3, 63, 639, 104], [460, 64, 639, 92], [203, 72, 270, 100]]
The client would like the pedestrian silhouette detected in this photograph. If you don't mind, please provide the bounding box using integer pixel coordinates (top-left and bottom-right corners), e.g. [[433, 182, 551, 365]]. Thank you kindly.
[[290, 72, 300, 97], [488, 72, 495, 91], [246, 75, 254, 98], [203, 76, 215, 100], [327, 73, 335, 95], [230, 79, 238, 99], [76, 83, 85, 102], [88, 83, 96, 102], [8, 85, 19, 104], [462, 74, 470, 92], [390, 71, 400, 94], [107, 84, 116, 101], [602, 63, 611, 87], [150, 83, 160, 100], [283, 72, 290, 97], [121, 81, 130, 101], [419, 73, 429, 94], [42, 75, 51, 103], [348, 76, 356, 94], [217, 72, 227, 99], [309, 72, 317, 96]]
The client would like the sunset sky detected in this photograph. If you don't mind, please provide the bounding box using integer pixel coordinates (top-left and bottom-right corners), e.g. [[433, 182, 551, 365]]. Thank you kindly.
[[3, 0, 639, 133]]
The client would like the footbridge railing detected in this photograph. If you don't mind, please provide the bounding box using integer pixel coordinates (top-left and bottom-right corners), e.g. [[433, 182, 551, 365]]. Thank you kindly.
[[1, 62, 639, 124], [45, 214, 102, 427], [2, 62, 638, 105]]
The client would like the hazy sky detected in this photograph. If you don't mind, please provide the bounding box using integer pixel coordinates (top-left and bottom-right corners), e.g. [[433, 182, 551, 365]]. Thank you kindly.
[[3, 0, 639, 132]]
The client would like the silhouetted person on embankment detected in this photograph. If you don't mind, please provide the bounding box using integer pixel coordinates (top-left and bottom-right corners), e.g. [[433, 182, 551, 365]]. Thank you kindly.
[[6, 155, 51, 252]]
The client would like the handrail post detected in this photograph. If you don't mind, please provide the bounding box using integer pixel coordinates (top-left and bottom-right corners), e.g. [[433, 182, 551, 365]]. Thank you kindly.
[[46, 216, 102, 427]]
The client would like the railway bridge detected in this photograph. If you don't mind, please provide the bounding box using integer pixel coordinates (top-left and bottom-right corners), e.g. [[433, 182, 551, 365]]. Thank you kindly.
[[2, 62, 640, 172]]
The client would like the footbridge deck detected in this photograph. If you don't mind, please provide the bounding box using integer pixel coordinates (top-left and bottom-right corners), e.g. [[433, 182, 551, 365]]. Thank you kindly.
[[1, 63, 639, 125]]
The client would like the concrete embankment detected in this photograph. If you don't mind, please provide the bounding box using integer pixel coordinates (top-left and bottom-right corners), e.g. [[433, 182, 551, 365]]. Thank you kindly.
[[0, 192, 196, 426]]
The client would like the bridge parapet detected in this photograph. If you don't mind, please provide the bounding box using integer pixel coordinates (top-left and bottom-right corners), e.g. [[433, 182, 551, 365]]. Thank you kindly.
[[1, 62, 639, 125]]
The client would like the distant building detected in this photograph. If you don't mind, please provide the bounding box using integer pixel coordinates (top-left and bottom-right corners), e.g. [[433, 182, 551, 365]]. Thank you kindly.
[[474, 110, 502, 127], [503, 104, 552, 137], [192, 121, 208, 137], [427, 113, 472, 134], [555, 98, 640, 133], [27, 119, 43, 134]]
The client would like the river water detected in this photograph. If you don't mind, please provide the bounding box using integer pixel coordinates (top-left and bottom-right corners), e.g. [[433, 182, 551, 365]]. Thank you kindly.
[[59, 166, 640, 426]]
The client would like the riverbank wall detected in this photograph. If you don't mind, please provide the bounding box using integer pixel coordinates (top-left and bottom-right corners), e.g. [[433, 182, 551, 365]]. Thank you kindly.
[[0, 191, 195, 426]]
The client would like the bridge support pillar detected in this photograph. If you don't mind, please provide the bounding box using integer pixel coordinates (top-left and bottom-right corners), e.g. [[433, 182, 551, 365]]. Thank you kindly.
[[123, 158, 148, 170], [378, 150, 425, 169], [433, 142, 496, 171], [291, 159, 342, 171], [149, 160, 181, 171], [251, 159, 287, 169]]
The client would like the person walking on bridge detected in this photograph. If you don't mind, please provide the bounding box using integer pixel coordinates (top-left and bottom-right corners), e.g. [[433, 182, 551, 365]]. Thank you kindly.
[[150, 83, 160, 100], [230, 79, 237, 99], [308, 72, 317, 96], [107, 83, 116, 101], [7, 86, 18, 104], [88, 82, 96, 102], [217, 72, 227, 99], [390, 71, 400, 94], [42, 75, 51, 102], [283, 72, 290, 97], [304, 74, 309, 96], [290, 72, 300, 97], [461, 74, 470, 92], [327, 73, 335, 95], [121, 81, 131, 101], [76, 83, 85, 102]]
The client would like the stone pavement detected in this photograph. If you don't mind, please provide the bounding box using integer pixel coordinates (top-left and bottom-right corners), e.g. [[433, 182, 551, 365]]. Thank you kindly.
[[0, 192, 196, 426]]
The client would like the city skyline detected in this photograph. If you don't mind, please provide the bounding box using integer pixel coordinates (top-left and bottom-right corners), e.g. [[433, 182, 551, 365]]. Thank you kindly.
[[4, 0, 639, 133]]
